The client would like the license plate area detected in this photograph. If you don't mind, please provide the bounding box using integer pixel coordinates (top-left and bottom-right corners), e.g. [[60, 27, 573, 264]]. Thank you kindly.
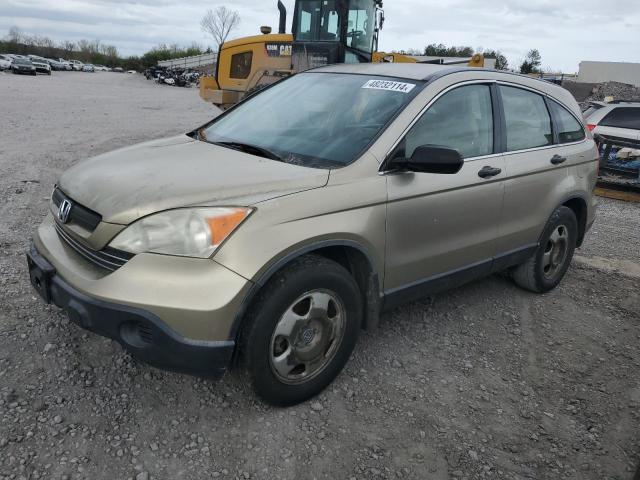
[[26, 250, 55, 303]]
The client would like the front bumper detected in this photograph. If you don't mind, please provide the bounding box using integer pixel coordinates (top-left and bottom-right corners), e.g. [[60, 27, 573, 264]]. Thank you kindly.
[[29, 214, 253, 377], [27, 244, 235, 378]]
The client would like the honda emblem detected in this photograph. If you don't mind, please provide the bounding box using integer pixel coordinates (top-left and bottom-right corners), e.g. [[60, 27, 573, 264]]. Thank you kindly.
[[58, 199, 72, 224]]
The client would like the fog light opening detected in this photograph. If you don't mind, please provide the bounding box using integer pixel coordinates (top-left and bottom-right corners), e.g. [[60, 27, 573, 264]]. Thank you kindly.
[[120, 321, 154, 348]]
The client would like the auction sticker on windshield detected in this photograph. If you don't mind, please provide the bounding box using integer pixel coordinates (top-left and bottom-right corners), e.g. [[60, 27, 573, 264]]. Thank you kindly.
[[361, 79, 416, 93]]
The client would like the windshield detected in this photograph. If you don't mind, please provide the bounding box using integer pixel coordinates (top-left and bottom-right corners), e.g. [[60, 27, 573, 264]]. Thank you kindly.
[[14, 59, 32, 65], [295, 0, 341, 41], [200, 73, 421, 168]]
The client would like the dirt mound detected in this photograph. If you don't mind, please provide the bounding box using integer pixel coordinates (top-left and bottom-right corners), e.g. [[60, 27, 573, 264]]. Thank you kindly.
[[563, 80, 640, 104], [586, 81, 640, 102]]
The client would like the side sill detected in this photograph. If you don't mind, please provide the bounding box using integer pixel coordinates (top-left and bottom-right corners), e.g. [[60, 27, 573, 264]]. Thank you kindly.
[[381, 244, 537, 312]]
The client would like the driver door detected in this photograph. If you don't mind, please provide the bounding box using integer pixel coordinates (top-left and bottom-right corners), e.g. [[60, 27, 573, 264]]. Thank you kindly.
[[384, 83, 506, 303]]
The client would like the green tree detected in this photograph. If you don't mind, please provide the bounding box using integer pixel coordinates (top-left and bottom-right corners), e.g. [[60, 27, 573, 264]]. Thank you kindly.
[[519, 49, 542, 74], [423, 43, 474, 57], [482, 50, 508, 70]]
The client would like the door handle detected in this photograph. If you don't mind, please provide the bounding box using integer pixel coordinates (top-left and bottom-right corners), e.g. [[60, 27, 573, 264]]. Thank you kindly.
[[550, 154, 567, 165], [477, 166, 502, 178]]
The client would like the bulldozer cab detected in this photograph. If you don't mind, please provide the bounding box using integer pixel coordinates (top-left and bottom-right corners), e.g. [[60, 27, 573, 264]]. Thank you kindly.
[[292, 0, 384, 71]]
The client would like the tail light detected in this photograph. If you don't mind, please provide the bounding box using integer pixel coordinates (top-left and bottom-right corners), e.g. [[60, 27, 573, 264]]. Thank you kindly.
[[587, 124, 596, 132]]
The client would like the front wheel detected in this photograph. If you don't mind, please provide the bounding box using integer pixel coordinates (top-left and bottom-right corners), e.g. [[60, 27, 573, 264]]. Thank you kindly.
[[241, 255, 362, 406], [512, 206, 577, 293]]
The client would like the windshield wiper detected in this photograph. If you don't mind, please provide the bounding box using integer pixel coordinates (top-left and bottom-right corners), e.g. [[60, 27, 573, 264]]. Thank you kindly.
[[213, 141, 283, 161]]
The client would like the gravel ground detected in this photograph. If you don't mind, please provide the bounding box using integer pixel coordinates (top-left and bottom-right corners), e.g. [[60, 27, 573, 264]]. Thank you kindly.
[[1, 71, 639, 480]]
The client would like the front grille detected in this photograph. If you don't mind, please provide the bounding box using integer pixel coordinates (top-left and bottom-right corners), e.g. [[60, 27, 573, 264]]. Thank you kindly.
[[54, 222, 133, 271], [52, 187, 102, 232]]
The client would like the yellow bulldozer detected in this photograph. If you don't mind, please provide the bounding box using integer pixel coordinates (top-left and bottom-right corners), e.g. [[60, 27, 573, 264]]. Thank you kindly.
[[200, 0, 486, 109]]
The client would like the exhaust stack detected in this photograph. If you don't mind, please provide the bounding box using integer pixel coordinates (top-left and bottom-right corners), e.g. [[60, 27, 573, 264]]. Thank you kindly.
[[277, 1, 287, 34]]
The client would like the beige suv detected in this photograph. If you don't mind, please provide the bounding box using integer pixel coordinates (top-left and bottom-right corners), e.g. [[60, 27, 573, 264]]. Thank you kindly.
[[27, 64, 598, 405]]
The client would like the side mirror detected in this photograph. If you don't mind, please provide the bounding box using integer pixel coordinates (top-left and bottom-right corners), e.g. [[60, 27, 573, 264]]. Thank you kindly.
[[399, 145, 464, 174]]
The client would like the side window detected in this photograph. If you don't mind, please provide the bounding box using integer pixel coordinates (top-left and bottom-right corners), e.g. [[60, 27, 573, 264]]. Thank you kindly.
[[404, 84, 494, 159], [600, 107, 640, 130], [230, 51, 252, 79], [548, 100, 585, 143], [500, 86, 552, 151]]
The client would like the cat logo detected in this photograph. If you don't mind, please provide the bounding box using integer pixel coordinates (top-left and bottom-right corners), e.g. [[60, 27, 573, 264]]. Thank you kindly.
[[265, 43, 292, 58]]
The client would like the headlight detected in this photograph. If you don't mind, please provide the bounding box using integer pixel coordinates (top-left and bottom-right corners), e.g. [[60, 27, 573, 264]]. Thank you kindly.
[[109, 207, 252, 258]]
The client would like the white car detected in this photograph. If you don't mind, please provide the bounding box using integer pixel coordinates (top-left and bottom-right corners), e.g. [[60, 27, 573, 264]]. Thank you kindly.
[[584, 101, 640, 143], [70, 60, 84, 71], [93, 65, 110, 72], [82, 64, 95, 72], [57, 59, 73, 71], [0, 54, 11, 70], [31, 60, 52, 75]]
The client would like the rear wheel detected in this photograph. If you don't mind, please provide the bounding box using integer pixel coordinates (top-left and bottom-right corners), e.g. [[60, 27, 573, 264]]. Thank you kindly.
[[512, 206, 577, 293], [241, 255, 362, 406]]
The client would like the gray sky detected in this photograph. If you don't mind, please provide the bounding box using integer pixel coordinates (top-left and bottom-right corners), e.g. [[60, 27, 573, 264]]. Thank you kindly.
[[1, 0, 639, 72]]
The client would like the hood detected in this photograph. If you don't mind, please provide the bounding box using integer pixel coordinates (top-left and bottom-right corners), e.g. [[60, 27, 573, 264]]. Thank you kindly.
[[58, 135, 329, 225]]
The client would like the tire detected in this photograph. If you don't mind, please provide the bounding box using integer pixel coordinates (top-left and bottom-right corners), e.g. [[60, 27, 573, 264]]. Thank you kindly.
[[241, 254, 362, 406], [512, 206, 577, 293]]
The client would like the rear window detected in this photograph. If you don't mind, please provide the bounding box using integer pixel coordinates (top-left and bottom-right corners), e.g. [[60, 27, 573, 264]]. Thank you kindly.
[[600, 107, 640, 130], [230, 51, 252, 79], [548, 100, 585, 143]]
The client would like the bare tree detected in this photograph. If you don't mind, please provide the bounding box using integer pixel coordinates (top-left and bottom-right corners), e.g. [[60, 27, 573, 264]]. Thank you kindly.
[[7, 26, 23, 44], [200, 6, 240, 49], [77, 39, 92, 62], [60, 41, 76, 57], [100, 44, 119, 65]]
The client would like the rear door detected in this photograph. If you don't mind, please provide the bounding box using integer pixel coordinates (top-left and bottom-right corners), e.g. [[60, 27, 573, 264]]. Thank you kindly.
[[384, 82, 506, 298], [496, 84, 587, 256]]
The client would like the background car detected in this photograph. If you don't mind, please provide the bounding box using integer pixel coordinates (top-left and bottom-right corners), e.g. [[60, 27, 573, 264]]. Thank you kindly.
[[11, 58, 36, 75], [31, 60, 52, 75], [584, 101, 640, 142], [82, 64, 95, 72], [46, 58, 66, 71], [0, 54, 11, 70], [93, 65, 110, 72], [57, 58, 73, 70], [70, 60, 84, 71], [112, 67, 124, 73]]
